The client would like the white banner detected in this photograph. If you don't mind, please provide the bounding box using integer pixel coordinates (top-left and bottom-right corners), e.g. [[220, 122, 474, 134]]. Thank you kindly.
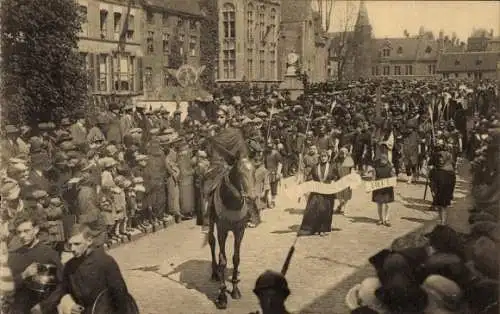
[[284, 173, 363, 202], [364, 177, 397, 193]]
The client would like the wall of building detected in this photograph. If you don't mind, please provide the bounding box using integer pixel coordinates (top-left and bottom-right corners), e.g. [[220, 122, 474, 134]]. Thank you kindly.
[[439, 71, 497, 80], [77, 0, 144, 95], [142, 9, 202, 100], [217, 0, 280, 84]]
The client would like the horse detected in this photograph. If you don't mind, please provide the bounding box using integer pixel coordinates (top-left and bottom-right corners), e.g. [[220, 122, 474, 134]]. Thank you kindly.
[[206, 157, 255, 310]]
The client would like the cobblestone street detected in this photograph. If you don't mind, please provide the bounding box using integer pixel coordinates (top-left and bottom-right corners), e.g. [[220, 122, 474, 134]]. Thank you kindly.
[[109, 171, 470, 314]]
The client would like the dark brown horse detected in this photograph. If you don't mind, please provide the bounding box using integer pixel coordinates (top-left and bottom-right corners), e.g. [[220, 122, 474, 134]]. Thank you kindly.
[[207, 158, 255, 309]]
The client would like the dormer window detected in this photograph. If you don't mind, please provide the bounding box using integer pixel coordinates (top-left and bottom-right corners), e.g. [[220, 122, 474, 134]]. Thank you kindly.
[[455, 60, 460, 66], [397, 46, 403, 54], [425, 46, 432, 54], [382, 48, 390, 57]]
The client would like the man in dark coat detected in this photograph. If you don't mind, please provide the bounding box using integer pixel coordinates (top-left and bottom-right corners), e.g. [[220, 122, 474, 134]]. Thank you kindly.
[[41, 223, 131, 314]]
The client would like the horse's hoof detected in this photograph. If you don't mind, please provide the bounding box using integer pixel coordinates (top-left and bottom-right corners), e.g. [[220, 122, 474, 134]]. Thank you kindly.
[[211, 272, 220, 282], [231, 287, 242, 299], [215, 294, 228, 309]]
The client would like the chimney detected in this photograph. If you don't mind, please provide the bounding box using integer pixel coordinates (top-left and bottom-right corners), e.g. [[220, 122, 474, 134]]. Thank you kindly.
[[490, 29, 494, 37], [439, 30, 444, 41]]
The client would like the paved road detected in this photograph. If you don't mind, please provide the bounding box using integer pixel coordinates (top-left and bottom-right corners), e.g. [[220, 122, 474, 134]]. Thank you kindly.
[[108, 172, 469, 314]]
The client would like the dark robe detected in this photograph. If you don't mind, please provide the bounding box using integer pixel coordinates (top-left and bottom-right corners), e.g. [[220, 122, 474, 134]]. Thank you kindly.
[[299, 162, 338, 235], [41, 249, 129, 314]]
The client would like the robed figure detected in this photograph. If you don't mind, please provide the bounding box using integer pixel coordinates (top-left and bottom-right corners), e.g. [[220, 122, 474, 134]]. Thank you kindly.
[[298, 150, 339, 236]]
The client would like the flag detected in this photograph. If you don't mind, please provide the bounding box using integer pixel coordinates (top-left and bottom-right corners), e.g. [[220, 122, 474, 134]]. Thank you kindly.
[[117, 0, 133, 52]]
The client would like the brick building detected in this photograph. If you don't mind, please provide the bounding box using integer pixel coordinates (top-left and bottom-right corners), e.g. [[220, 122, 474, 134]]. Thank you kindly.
[[279, 1, 329, 83], [77, 0, 144, 96], [216, 0, 281, 85], [140, 0, 205, 101]]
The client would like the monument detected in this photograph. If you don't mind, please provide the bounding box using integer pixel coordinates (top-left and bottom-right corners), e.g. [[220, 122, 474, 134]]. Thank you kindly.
[[279, 52, 304, 100]]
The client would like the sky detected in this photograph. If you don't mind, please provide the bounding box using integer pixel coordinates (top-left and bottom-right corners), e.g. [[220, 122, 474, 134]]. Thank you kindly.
[[321, 1, 499, 41]]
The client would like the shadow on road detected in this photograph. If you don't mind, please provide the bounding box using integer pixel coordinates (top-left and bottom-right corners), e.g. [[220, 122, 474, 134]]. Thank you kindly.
[[284, 208, 305, 215], [398, 195, 432, 205], [163, 259, 234, 303], [271, 224, 301, 234], [400, 216, 433, 224], [346, 216, 379, 224]]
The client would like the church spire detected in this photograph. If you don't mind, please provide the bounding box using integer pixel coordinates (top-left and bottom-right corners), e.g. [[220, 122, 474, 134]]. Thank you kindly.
[[355, 0, 370, 27]]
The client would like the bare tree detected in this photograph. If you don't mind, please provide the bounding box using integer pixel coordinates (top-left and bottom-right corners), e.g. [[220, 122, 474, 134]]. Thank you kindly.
[[331, 1, 357, 81], [314, 0, 335, 32]]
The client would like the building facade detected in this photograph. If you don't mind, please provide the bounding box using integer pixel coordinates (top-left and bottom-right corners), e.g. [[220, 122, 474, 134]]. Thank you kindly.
[[141, 0, 204, 101], [77, 0, 144, 96], [279, 0, 329, 83], [216, 0, 281, 85]]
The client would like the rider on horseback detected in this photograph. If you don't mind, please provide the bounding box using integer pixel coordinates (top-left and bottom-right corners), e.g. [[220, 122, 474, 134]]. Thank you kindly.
[[201, 104, 255, 230]]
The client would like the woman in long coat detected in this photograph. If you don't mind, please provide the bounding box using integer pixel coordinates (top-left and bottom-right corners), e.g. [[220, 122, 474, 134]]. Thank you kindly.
[[165, 139, 182, 223], [177, 140, 195, 219], [370, 154, 395, 227], [298, 150, 339, 236], [333, 147, 354, 214]]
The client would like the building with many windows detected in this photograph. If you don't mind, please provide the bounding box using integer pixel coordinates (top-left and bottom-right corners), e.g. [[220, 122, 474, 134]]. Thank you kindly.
[[217, 0, 281, 85], [77, 0, 144, 96], [140, 0, 205, 101]]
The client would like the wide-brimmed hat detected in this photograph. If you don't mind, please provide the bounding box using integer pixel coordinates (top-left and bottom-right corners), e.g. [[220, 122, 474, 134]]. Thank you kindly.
[[345, 277, 389, 312], [0, 179, 21, 200], [5, 125, 19, 134], [60, 118, 71, 126], [421, 275, 463, 313], [98, 157, 117, 169]]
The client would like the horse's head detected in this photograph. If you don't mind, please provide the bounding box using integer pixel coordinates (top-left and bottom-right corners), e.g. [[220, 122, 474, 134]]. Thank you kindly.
[[231, 157, 256, 201]]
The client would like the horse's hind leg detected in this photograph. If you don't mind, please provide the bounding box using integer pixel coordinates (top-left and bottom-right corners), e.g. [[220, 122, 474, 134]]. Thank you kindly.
[[208, 208, 219, 281], [215, 225, 229, 309], [230, 223, 245, 300]]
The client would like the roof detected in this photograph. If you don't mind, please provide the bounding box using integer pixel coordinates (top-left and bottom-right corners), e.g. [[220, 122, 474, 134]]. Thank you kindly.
[[146, 0, 203, 17], [437, 51, 500, 72], [355, 0, 370, 27], [371, 37, 439, 61], [281, 0, 312, 23]]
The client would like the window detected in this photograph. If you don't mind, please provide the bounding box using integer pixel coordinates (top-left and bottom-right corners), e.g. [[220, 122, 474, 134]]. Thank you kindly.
[[467, 72, 472, 78], [382, 48, 390, 57], [127, 15, 135, 40], [394, 65, 401, 75], [98, 54, 108, 92], [146, 10, 154, 24], [144, 67, 153, 90], [247, 56, 253, 80], [162, 33, 170, 54], [270, 49, 276, 80], [190, 20, 197, 31], [455, 59, 460, 66], [129, 56, 135, 90], [162, 12, 169, 25], [222, 49, 236, 79], [425, 46, 432, 54], [476, 59, 483, 65], [113, 54, 131, 91], [405, 65, 413, 75], [179, 34, 185, 55], [247, 3, 254, 41], [259, 5, 265, 41], [147, 31, 154, 54], [397, 46, 403, 54], [177, 18, 184, 28], [189, 36, 197, 56], [383, 66, 390, 75], [428, 64, 436, 74], [454, 73, 459, 78], [269, 8, 277, 41], [163, 68, 175, 87], [259, 49, 265, 78], [113, 12, 122, 40], [222, 3, 236, 38], [79, 6, 88, 36], [100, 10, 108, 38]]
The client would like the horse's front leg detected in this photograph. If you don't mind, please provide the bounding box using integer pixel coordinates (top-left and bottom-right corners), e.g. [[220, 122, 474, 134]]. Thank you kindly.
[[208, 217, 219, 281], [215, 226, 229, 309], [231, 223, 246, 299]]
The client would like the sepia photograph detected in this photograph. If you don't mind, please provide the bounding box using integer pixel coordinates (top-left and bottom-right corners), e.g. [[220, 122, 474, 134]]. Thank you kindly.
[[0, 0, 498, 313]]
